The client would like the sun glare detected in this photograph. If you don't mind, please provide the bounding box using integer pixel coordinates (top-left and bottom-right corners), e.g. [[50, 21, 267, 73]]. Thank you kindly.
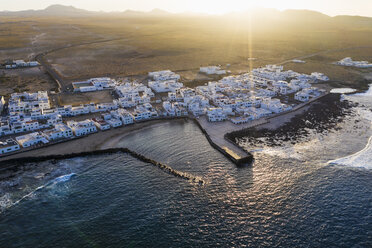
[[184, 0, 305, 15]]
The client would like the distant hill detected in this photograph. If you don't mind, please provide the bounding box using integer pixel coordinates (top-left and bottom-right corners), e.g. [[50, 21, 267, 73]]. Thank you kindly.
[[0, 4, 372, 31], [0, 4, 96, 16], [148, 8, 172, 16]]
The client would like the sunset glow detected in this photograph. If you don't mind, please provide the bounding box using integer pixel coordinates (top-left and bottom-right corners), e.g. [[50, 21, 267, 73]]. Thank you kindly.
[[1, 0, 372, 17]]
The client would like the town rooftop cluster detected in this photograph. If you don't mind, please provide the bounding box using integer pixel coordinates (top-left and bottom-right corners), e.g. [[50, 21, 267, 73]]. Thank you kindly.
[[0, 64, 328, 155], [336, 57, 372, 68]]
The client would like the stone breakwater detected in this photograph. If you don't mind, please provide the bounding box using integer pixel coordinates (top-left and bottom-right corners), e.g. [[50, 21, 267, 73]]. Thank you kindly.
[[0, 148, 206, 185], [0, 118, 254, 168], [191, 119, 254, 166]]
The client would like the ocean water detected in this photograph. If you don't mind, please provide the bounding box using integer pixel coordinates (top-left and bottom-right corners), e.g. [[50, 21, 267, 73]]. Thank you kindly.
[[0, 89, 371, 247]]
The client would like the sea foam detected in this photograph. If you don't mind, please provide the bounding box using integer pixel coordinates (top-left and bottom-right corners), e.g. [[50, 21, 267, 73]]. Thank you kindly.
[[0, 173, 76, 212], [328, 84, 372, 169], [328, 136, 372, 169]]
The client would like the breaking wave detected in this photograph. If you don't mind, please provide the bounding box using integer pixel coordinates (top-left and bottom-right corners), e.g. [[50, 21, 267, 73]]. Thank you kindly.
[[328, 136, 372, 169], [0, 173, 76, 212], [328, 84, 372, 169]]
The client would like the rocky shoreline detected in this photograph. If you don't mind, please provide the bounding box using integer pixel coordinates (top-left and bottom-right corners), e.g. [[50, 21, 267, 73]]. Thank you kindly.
[[225, 93, 356, 147]]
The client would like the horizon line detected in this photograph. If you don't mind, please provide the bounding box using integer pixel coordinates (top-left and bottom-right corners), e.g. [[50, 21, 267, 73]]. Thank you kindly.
[[0, 4, 371, 18]]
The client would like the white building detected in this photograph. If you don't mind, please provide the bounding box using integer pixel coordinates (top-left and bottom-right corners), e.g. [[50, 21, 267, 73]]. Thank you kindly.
[[131, 105, 158, 121], [148, 70, 181, 81], [5, 60, 39, 69], [230, 116, 254, 124], [272, 81, 290, 95], [92, 118, 111, 131], [42, 123, 73, 141], [295, 91, 310, 102], [148, 80, 183, 93], [106, 118, 123, 128], [0, 138, 20, 155], [112, 109, 134, 125], [261, 98, 292, 113], [67, 120, 97, 137], [207, 108, 227, 122], [200, 66, 226, 75], [245, 107, 272, 119], [72, 77, 115, 92], [8, 91, 50, 112], [16, 132, 49, 148], [336, 57, 372, 68], [11, 119, 40, 133], [0, 120, 13, 136], [292, 59, 306, 63], [0, 96, 5, 113], [311, 72, 329, 82]]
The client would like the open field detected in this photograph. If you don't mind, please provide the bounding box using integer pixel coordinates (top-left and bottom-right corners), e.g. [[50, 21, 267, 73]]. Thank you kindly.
[[1, 12, 372, 98], [283, 47, 372, 91], [0, 67, 57, 97], [57, 91, 114, 106]]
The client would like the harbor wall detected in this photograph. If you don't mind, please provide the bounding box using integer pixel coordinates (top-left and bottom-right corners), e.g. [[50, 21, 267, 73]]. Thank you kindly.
[[0, 148, 205, 185]]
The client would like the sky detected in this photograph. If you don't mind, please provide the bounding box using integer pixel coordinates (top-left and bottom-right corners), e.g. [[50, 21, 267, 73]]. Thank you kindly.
[[1, 0, 372, 17]]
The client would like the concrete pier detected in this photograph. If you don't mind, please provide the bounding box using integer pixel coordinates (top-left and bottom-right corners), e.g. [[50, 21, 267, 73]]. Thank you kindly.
[[194, 117, 264, 166]]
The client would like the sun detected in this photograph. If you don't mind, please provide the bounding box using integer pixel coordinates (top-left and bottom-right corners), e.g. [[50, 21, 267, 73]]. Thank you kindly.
[[187, 0, 255, 14], [183, 0, 310, 15]]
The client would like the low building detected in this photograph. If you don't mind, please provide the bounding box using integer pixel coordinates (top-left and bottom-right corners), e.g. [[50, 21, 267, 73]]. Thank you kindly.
[[16, 132, 49, 148], [0, 120, 13, 136], [230, 116, 253, 124], [106, 118, 123, 128], [92, 118, 111, 131], [67, 120, 97, 137], [148, 80, 183, 93], [148, 70, 181, 81], [0, 96, 5, 113], [200, 66, 226, 75], [42, 123, 73, 141], [113, 109, 135, 125], [207, 108, 227, 122], [0, 138, 20, 155], [295, 91, 310, 102]]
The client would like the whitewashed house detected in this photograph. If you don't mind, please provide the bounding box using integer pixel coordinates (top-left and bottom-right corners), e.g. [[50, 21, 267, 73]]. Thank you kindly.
[[67, 120, 97, 137], [0, 96, 5, 113], [0, 138, 20, 155], [207, 108, 227, 122], [113, 109, 134, 125], [11, 119, 40, 133], [16, 132, 49, 148], [200, 66, 226, 75], [0, 120, 13, 136], [148, 80, 183, 93], [295, 91, 310, 102], [92, 118, 111, 131], [148, 70, 181, 81], [8, 91, 50, 112], [42, 124, 73, 141], [272, 81, 290, 95], [106, 118, 123, 128]]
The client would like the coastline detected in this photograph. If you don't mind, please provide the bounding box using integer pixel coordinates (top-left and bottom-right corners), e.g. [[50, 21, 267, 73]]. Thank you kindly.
[[0, 119, 168, 162], [0, 147, 206, 185], [225, 93, 353, 147], [0, 93, 335, 167], [0, 117, 254, 167]]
